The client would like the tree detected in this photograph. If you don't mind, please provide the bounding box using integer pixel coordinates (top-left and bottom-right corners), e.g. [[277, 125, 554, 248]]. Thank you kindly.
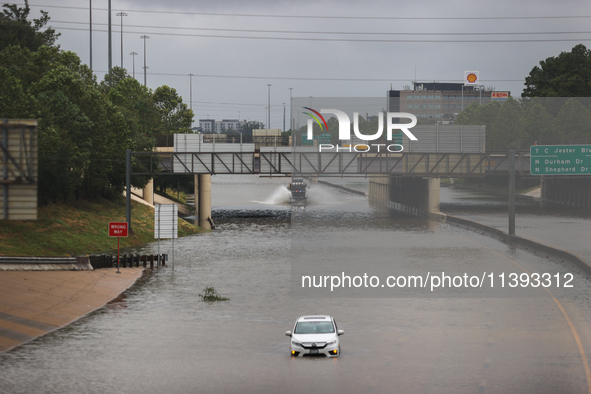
[[523, 44, 591, 97], [490, 98, 523, 150], [0, 1, 60, 52], [556, 98, 591, 139], [240, 120, 265, 137], [152, 85, 193, 134], [0, 66, 35, 118], [101, 67, 156, 145]]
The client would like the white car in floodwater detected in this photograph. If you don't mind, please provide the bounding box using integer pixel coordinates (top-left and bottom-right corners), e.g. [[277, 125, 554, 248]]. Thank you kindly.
[[285, 315, 344, 357]]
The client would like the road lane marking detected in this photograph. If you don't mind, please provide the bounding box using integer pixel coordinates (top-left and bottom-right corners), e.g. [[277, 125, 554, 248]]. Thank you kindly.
[[461, 234, 591, 394]]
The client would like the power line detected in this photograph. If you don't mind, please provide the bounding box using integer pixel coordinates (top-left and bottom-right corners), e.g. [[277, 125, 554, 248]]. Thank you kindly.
[[19, 3, 591, 21], [47, 20, 591, 37], [90, 69, 525, 83], [50, 26, 591, 43]]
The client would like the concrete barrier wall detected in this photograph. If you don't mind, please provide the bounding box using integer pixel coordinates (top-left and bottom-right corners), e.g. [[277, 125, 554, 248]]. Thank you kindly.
[[0, 256, 93, 271]]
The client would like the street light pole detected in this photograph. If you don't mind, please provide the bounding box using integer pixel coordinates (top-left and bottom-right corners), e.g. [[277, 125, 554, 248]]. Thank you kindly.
[[267, 84, 271, 130], [108, 0, 112, 73], [129, 52, 137, 78], [116, 12, 128, 68], [289, 88, 293, 131], [140, 35, 150, 86], [89, 0, 92, 70], [189, 73, 194, 128]]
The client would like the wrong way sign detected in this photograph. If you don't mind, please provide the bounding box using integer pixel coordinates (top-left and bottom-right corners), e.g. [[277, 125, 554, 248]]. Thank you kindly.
[[108, 222, 128, 237]]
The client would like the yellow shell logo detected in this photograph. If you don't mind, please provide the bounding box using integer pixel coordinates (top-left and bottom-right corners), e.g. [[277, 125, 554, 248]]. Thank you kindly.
[[466, 73, 478, 83]]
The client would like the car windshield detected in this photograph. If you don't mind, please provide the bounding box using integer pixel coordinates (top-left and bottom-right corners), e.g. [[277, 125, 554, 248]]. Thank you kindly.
[[294, 321, 335, 334]]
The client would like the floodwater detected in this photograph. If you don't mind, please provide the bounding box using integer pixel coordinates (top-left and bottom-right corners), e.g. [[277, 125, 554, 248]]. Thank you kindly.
[[1, 176, 591, 394], [440, 185, 591, 262]]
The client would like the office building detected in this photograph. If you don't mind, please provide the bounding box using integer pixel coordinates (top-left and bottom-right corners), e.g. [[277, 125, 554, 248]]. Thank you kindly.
[[388, 82, 510, 123]]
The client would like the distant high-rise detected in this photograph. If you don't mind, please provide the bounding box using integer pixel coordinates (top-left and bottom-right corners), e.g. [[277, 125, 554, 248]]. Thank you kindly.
[[198, 119, 246, 134]]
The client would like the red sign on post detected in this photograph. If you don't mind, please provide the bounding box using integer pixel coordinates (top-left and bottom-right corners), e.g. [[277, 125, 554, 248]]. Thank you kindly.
[[109, 222, 128, 237]]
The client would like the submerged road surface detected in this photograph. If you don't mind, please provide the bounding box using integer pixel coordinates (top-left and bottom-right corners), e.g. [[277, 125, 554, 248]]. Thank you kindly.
[[1, 176, 591, 394]]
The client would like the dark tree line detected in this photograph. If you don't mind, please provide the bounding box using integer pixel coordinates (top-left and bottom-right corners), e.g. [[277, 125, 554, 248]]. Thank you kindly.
[[0, 2, 193, 204]]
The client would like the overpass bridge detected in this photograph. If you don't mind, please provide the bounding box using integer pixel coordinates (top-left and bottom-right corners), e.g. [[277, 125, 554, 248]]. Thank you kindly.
[[127, 133, 590, 231], [128, 146, 538, 231], [132, 149, 532, 177]]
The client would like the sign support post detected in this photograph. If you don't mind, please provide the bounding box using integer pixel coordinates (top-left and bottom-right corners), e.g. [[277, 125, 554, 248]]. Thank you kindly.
[[508, 151, 516, 236], [117, 236, 121, 274]]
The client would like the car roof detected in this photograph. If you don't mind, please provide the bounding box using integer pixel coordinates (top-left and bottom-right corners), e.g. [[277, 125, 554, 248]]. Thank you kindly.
[[297, 315, 332, 322]]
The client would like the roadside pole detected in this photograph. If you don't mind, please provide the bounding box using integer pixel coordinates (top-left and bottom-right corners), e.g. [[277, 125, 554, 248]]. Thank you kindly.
[[126, 149, 131, 231], [117, 236, 120, 273], [157, 205, 161, 267], [508, 150, 516, 236]]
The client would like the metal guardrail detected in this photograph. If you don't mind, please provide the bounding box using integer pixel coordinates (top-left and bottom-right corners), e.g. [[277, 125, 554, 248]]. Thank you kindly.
[[89, 254, 167, 269]]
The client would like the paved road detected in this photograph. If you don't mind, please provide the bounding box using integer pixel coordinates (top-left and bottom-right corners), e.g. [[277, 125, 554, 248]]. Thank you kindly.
[[0, 268, 144, 353]]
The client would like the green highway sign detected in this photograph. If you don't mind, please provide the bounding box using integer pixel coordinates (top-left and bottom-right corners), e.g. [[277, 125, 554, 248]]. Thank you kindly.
[[530, 145, 591, 175], [301, 134, 315, 146], [319, 133, 332, 145]]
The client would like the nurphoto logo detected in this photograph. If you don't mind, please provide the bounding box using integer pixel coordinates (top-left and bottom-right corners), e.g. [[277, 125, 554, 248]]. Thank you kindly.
[[303, 108, 418, 152]]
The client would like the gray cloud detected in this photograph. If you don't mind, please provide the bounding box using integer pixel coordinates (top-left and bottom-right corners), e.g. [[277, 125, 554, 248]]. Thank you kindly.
[[24, 0, 591, 126]]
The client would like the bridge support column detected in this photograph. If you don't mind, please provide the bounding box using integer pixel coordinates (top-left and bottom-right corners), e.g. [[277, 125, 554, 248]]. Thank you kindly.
[[425, 178, 440, 213], [198, 174, 212, 230], [194, 174, 199, 210], [369, 176, 440, 215], [143, 178, 154, 205], [389, 177, 440, 215]]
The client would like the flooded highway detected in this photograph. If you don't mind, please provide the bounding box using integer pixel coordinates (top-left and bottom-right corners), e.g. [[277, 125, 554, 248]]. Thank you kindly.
[[2, 176, 591, 393]]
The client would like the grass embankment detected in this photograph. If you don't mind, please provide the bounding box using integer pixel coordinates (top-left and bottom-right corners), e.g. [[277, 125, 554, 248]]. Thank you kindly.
[[0, 198, 201, 256]]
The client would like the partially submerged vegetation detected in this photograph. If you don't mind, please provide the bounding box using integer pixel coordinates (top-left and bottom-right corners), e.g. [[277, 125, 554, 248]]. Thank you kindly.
[[199, 286, 230, 302], [0, 197, 201, 256]]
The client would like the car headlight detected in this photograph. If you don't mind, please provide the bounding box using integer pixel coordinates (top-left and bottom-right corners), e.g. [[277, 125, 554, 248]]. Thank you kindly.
[[326, 340, 337, 346], [292, 341, 303, 347]]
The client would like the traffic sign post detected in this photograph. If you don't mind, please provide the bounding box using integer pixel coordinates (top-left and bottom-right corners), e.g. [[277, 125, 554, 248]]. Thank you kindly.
[[109, 222, 128, 274], [530, 145, 591, 175]]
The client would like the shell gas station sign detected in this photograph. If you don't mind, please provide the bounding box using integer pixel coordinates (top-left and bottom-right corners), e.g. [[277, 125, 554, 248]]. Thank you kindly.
[[464, 71, 479, 85]]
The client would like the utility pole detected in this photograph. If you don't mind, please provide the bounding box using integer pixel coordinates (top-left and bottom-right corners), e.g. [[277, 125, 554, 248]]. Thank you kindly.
[[108, 0, 112, 73], [129, 52, 137, 78], [283, 103, 286, 133], [89, 0, 92, 70], [140, 35, 150, 86], [189, 74, 194, 127], [116, 12, 128, 68], [267, 84, 271, 130]]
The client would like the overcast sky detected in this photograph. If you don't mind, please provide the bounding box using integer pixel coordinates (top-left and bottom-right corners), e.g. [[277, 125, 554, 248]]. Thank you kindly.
[[20, 0, 591, 128]]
